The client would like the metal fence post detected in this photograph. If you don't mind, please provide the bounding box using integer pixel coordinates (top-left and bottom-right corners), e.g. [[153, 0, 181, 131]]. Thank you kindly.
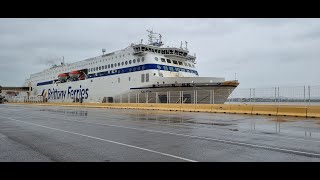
[[181, 91, 184, 104], [228, 89, 231, 104], [146, 92, 148, 103], [212, 90, 215, 104], [249, 88, 252, 104], [195, 90, 198, 104], [277, 87, 280, 105], [193, 90, 196, 104], [156, 92, 158, 104], [304, 86, 306, 107], [308, 85, 311, 106], [274, 87, 277, 104], [253, 88, 255, 103]]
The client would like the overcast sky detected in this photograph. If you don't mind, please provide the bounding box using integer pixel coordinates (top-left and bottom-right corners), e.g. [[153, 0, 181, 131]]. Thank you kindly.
[[0, 18, 319, 88]]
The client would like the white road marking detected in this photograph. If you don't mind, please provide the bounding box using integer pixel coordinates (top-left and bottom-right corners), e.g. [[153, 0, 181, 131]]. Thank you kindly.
[[2, 106, 320, 158], [4, 111, 320, 158], [14, 109, 320, 144], [0, 115, 197, 162]]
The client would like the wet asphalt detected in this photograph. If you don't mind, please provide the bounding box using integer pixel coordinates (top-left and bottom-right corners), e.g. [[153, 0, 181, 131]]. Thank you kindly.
[[0, 104, 320, 162]]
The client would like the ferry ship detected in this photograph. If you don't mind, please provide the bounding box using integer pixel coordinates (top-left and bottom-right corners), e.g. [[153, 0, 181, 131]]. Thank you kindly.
[[22, 30, 239, 104]]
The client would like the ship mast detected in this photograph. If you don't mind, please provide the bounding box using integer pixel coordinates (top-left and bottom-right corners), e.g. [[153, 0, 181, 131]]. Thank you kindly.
[[146, 29, 163, 47]]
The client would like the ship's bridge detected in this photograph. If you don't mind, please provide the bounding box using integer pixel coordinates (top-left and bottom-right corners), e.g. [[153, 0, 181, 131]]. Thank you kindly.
[[131, 44, 196, 63]]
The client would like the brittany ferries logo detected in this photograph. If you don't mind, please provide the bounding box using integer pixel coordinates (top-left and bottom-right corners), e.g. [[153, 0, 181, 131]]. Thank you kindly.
[[45, 86, 89, 100]]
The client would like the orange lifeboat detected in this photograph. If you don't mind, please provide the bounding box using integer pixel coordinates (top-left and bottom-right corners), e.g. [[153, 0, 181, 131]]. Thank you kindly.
[[69, 70, 82, 78], [58, 73, 69, 81]]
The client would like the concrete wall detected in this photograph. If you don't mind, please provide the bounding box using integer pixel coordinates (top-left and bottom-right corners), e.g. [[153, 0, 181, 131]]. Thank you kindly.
[[9, 102, 320, 118]]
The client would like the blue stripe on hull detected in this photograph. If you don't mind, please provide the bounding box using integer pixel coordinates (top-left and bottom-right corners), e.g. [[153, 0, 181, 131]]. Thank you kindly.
[[37, 63, 198, 86]]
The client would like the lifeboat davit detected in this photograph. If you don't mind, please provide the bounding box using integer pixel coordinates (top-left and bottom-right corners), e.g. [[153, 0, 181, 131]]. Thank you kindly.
[[58, 73, 69, 81], [69, 70, 82, 78]]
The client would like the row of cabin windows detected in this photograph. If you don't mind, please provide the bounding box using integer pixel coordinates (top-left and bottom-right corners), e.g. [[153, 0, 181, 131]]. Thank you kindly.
[[89, 53, 133, 65], [155, 57, 194, 68], [88, 57, 145, 72]]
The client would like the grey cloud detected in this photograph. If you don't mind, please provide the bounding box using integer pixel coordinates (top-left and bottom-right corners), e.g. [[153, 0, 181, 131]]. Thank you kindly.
[[0, 18, 320, 88]]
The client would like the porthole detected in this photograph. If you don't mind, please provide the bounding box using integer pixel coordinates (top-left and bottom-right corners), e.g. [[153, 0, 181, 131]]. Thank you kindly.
[[142, 57, 144, 62], [129, 60, 132, 64], [137, 58, 140, 63], [125, 61, 128, 65], [118, 62, 120, 66], [108, 64, 110, 68], [122, 62, 124, 66], [133, 59, 136, 63], [105, 65, 108, 69], [114, 63, 117, 67]]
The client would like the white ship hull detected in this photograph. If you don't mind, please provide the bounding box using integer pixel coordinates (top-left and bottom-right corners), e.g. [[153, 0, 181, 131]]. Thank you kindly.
[[18, 31, 240, 104]]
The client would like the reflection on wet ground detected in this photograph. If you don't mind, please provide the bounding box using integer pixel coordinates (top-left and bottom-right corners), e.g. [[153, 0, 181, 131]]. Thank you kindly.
[[1, 103, 320, 161], [39, 108, 88, 117], [37, 105, 320, 141]]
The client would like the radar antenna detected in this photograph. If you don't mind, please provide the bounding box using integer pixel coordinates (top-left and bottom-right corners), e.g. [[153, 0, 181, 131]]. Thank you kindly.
[[146, 29, 163, 47]]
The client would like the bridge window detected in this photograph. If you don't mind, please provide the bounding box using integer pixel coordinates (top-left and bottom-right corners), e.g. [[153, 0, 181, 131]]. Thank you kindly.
[[178, 61, 183, 65], [155, 57, 158, 61], [161, 58, 165, 62], [166, 59, 171, 63], [141, 74, 145, 83], [146, 73, 149, 82], [172, 60, 178, 64]]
